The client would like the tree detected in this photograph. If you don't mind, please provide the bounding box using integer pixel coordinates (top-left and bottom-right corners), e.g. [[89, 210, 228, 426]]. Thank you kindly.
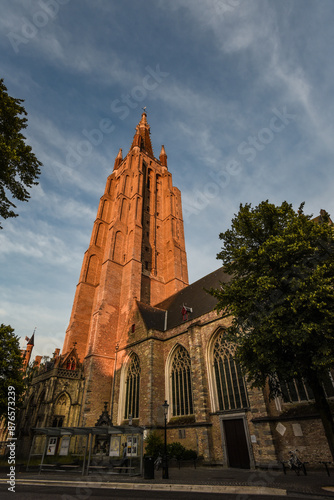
[[0, 324, 25, 421], [210, 200, 334, 459], [144, 430, 164, 459], [0, 78, 42, 228]]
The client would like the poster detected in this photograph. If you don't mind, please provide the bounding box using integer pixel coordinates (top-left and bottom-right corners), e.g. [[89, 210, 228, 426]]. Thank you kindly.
[[46, 437, 57, 455], [109, 436, 121, 457], [126, 435, 138, 457], [59, 436, 70, 456]]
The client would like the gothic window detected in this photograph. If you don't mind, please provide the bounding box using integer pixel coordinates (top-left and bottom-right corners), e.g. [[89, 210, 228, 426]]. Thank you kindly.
[[66, 357, 76, 370], [280, 373, 334, 403], [113, 231, 124, 263], [85, 254, 99, 285], [53, 393, 70, 428], [124, 175, 130, 196], [213, 334, 248, 411], [56, 394, 68, 406], [170, 345, 193, 417], [95, 223, 105, 247], [52, 416, 64, 427], [124, 354, 140, 419], [135, 197, 140, 222], [120, 198, 128, 222], [100, 199, 109, 221]]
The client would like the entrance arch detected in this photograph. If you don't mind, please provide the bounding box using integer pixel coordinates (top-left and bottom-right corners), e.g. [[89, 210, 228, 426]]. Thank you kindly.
[[220, 413, 254, 469]]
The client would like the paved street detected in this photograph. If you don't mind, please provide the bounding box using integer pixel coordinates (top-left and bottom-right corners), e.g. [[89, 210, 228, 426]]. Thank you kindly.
[[0, 483, 326, 500], [1, 465, 334, 499]]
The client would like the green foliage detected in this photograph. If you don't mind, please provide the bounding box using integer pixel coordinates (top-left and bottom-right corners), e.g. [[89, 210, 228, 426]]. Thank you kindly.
[[167, 442, 185, 460], [0, 324, 25, 421], [144, 432, 197, 461], [167, 442, 197, 460], [0, 78, 42, 228], [210, 200, 334, 396], [181, 448, 197, 460], [144, 430, 164, 459]]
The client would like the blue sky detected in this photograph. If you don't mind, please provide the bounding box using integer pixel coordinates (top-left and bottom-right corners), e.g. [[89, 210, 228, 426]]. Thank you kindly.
[[1, 0, 334, 359]]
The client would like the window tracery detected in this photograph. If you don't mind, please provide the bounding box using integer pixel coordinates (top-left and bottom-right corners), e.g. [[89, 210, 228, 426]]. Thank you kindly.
[[170, 345, 193, 416], [124, 354, 140, 419], [213, 333, 248, 411]]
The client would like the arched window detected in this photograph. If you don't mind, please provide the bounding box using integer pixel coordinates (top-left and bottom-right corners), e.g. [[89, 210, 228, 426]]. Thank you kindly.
[[171, 345, 193, 417], [85, 254, 99, 285], [113, 231, 124, 263], [66, 356, 76, 370], [52, 393, 70, 428], [95, 223, 105, 247], [120, 198, 128, 222], [100, 199, 109, 222], [213, 334, 248, 411], [124, 354, 140, 419]]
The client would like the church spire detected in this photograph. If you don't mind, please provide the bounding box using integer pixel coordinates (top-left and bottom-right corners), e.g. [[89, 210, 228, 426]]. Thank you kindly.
[[130, 111, 154, 157], [113, 148, 123, 170], [159, 145, 167, 167]]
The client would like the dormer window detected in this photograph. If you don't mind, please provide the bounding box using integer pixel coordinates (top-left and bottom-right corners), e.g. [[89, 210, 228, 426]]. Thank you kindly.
[[66, 356, 76, 370]]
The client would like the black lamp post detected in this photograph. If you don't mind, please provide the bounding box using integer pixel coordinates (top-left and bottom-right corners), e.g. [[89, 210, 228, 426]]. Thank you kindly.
[[162, 400, 169, 479], [110, 343, 119, 425]]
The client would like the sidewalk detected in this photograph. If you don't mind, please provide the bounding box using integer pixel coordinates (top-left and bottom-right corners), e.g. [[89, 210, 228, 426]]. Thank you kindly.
[[2, 465, 334, 497]]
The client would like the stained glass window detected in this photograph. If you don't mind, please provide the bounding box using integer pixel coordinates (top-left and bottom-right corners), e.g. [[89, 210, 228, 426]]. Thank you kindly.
[[124, 354, 140, 419], [171, 345, 193, 416], [213, 334, 248, 411]]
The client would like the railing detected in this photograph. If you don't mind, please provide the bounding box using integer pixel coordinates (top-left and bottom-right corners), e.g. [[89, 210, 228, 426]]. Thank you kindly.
[[32, 367, 81, 383]]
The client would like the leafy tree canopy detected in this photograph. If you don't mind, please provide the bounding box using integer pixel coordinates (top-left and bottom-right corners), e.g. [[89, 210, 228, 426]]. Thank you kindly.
[[210, 200, 334, 396], [0, 324, 25, 421], [0, 78, 42, 228]]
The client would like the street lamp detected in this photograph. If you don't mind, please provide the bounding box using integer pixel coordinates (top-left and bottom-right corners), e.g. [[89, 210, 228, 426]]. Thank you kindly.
[[162, 400, 169, 479], [110, 343, 119, 425]]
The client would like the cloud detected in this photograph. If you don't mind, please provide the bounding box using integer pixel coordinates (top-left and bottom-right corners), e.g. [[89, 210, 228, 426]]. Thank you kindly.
[[1, 0, 334, 362], [0, 288, 70, 357], [0, 222, 70, 264]]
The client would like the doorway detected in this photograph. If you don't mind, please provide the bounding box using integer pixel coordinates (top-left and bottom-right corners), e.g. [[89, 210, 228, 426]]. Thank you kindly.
[[222, 417, 251, 469]]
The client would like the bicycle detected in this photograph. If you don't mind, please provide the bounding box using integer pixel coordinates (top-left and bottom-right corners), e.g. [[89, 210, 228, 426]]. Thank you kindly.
[[154, 454, 162, 470], [287, 449, 307, 475]]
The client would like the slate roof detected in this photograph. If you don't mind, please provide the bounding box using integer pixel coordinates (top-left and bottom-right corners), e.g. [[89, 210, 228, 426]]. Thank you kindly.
[[136, 301, 166, 331], [137, 267, 231, 332]]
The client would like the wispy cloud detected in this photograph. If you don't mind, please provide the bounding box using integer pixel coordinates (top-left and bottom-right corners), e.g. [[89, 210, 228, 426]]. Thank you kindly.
[[1, 0, 334, 358]]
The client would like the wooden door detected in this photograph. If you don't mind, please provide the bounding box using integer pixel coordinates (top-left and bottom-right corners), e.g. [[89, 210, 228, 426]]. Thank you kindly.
[[223, 418, 250, 469]]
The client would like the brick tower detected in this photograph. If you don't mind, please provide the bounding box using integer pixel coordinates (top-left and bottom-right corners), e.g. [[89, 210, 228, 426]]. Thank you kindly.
[[62, 112, 188, 425]]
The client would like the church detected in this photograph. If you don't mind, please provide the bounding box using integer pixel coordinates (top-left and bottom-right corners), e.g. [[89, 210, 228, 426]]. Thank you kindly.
[[18, 112, 333, 468]]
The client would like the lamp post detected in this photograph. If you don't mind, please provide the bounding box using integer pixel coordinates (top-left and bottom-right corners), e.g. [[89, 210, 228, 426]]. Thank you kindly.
[[162, 400, 169, 479], [110, 343, 119, 425]]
